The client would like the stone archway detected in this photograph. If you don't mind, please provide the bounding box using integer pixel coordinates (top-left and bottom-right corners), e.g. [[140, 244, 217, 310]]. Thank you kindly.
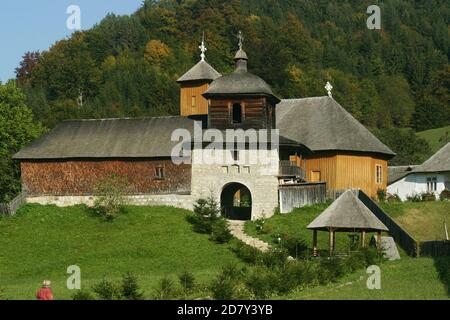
[[220, 182, 252, 220]]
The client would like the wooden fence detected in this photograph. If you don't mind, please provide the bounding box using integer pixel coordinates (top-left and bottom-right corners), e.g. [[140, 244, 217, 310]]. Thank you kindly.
[[358, 190, 450, 257], [419, 240, 450, 257], [357, 190, 419, 256], [279, 182, 326, 214], [0, 192, 27, 216]]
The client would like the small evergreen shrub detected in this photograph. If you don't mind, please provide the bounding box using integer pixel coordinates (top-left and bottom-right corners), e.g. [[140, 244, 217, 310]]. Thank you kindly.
[[210, 264, 246, 300], [188, 196, 220, 234], [153, 277, 175, 300], [230, 240, 263, 265], [440, 189, 450, 201], [244, 267, 275, 299], [345, 251, 367, 272], [421, 192, 436, 201], [121, 272, 144, 300], [92, 279, 121, 300], [360, 247, 384, 266], [261, 248, 289, 269], [211, 219, 233, 243], [179, 269, 196, 294], [277, 233, 308, 259], [254, 218, 266, 234], [72, 290, 95, 300]]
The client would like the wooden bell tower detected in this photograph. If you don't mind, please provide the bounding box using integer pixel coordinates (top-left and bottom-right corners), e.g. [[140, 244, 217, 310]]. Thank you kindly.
[[177, 34, 221, 116]]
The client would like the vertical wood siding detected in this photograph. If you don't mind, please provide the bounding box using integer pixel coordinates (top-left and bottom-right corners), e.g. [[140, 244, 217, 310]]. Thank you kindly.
[[209, 98, 269, 130], [305, 153, 388, 198], [180, 82, 210, 116]]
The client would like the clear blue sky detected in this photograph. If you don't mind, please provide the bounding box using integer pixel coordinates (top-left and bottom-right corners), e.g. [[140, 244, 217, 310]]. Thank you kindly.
[[0, 0, 143, 82]]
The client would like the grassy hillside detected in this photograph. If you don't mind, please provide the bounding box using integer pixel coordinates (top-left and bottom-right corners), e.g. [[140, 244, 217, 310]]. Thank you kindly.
[[380, 202, 450, 241], [417, 125, 450, 154], [0, 204, 241, 300]]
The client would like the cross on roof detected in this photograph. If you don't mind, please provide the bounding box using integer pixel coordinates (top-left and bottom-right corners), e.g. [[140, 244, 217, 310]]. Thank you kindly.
[[325, 81, 333, 98], [199, 31, 207, 61], [237, 31, 244, 50]]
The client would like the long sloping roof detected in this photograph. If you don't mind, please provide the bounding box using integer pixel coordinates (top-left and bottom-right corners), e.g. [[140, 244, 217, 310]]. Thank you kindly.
[[307, 190, 388, 232], [388, 165, 418, 184], [177, 60, 221, 83], [13, 117, 195, 160], [276, 97, 395, 157], [204, 70, 276, 97], [412, 142, 450, 173]]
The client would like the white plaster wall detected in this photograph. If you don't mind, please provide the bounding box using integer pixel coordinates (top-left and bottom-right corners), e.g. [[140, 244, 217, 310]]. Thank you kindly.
[[191, 148, 280, 220], [26, 194, 194, 211], [387, 173, 449, 201]]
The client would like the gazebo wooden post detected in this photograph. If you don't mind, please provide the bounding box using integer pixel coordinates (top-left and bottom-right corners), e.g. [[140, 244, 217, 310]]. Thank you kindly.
[[312, 230, 318, 257], [361, 230, 366, 248], [328, 228, 334, 256]]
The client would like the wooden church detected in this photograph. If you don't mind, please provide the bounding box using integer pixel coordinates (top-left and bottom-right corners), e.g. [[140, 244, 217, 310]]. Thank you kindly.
[[14, 32, 395, 220]]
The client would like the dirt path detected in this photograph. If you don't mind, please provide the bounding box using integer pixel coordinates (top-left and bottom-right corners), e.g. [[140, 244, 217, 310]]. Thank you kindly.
[[227, 220, 271, 252]]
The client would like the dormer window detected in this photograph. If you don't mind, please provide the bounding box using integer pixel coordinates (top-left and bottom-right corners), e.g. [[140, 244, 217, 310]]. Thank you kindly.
[[232, 103, 242, 124]]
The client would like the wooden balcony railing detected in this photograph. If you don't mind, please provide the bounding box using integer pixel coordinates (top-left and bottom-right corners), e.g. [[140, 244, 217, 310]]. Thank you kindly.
[[279, 161, 306, 179]]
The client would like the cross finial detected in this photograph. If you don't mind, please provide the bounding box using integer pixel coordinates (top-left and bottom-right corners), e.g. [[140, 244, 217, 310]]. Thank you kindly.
[[199, 31, 207, 61], [237, 31, 244, 50], [325, 81, 333, 98]]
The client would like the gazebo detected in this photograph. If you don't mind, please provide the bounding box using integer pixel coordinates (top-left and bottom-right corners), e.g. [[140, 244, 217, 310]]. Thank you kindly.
[[307, 190, 389, 256]]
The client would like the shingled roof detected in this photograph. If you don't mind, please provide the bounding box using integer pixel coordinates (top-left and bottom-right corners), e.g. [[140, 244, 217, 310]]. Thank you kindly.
[[307, 190, 388, 232], [204, 71, 276, 98], [203, 48, 281, 103], [13, 116, 195, 160], [412, 142, 450, 173], [276, 97, 395, 157], [388, 165, 418, 184], [177, 60, 221, 83]]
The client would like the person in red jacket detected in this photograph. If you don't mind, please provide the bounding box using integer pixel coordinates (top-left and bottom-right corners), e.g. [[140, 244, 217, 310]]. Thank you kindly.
[[36, 280, 54, 300]]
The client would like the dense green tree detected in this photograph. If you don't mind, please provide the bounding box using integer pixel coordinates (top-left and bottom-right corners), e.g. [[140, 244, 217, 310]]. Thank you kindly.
[[372, 128, 432, 166], [0, 82, 45, 201]]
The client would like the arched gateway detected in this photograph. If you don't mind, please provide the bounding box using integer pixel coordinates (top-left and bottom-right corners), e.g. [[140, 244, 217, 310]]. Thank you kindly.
[[220, 183, 252, 220]]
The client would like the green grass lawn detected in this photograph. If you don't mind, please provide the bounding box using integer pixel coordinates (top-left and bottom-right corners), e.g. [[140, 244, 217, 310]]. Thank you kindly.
[[380, 201, 450, 241], [245, 203, 449, 300], [417, 125, 450, 154], [0, 204, 242, 300], [1, 203, 448, 300]]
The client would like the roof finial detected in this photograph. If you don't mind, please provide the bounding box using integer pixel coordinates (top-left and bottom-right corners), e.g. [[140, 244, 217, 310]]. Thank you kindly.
[[199, 31, 207, 61], [325, 81, 333, 98], [238, 31, 244, 50]]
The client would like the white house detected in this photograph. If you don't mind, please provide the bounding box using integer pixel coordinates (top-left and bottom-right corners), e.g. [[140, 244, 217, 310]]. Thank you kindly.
[[387, 143, 450, 201]]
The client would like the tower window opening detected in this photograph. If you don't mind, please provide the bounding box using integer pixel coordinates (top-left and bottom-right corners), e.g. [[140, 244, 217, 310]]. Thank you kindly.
[[232, 103, 242, 124]]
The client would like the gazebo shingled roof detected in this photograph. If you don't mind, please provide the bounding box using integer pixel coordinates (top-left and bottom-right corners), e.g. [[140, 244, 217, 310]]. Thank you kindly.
[[307, 190, 388, 232]]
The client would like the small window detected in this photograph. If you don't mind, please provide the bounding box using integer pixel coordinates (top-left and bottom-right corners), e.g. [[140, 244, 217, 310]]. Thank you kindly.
[[376, 165, 383, 184], [191, 96, 196, 108], [427, 177, 437, 192], [155, 166, 165, 180], [232, 103, 242, 124], [311, 171, 321, 183]]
